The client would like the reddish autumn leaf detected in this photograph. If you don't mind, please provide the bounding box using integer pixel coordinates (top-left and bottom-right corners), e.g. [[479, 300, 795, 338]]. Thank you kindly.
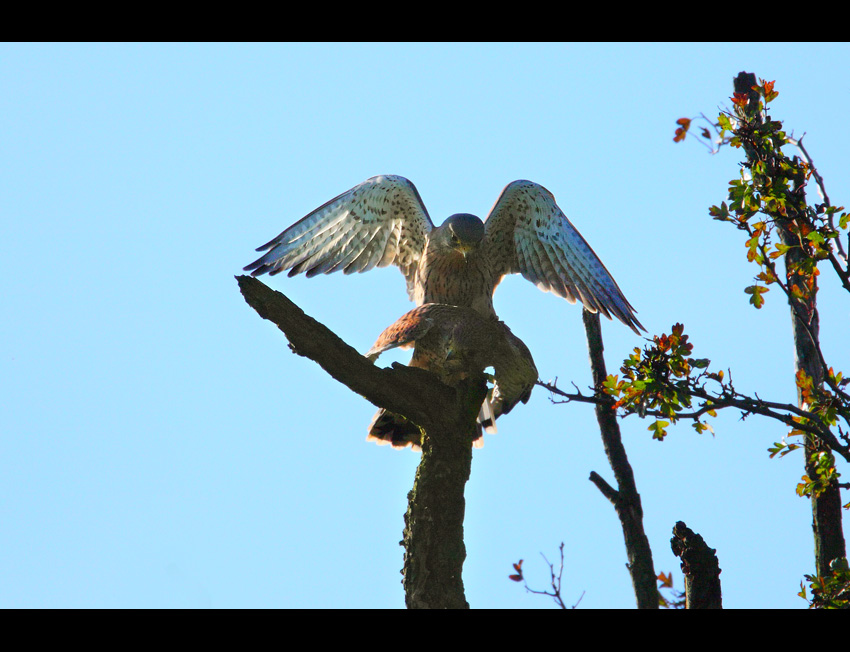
[[509, 559, 524, 581], [761, 79, 779, 102], [657, 571, 674, 588], [795, 369, 813, 390], [673, 118, 692, 143], [731, 92, 750, 108]]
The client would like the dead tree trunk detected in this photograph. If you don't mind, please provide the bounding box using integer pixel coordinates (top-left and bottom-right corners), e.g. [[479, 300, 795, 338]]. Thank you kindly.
[[237, 276, 482, 608], [671, 521, 722, 609]]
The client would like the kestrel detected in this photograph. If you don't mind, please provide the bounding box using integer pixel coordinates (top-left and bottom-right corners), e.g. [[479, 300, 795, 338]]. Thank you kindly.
[[365, 303, 538, 449], [244, 175, 643, 333]]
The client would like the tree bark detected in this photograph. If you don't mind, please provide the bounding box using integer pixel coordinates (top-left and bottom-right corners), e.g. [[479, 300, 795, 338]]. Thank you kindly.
[[237, 275, 482, 608], [401, 378, 486, 609], [670, 521, 722, 609], [582, 309, 659, 609]]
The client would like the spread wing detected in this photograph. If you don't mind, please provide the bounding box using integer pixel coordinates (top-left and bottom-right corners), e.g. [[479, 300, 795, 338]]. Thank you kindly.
[[244, 175, 434, 299], [489, 325, 538, 421], [482, 180, 644, 334]]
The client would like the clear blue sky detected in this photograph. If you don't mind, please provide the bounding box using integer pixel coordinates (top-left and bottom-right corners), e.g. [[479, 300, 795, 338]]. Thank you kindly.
[[2, 43, 848, 608]]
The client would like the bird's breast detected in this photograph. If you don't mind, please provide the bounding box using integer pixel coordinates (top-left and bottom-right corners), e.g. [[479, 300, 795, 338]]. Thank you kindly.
[[416, 247, 496, 317]]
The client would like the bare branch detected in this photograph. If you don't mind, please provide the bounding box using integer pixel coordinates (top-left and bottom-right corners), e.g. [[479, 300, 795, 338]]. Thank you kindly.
[[588, 470, 619, 504], [237, 275, 455, 427], [582, 310, 659, 610], [516, 544, 585, 609]]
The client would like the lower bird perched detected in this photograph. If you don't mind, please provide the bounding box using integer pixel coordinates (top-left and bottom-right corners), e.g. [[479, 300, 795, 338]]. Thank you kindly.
[[365, 303, 538, 449]]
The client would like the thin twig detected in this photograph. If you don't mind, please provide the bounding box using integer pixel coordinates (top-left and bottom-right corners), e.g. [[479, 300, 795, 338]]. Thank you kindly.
[[521, 543, 584, 609]]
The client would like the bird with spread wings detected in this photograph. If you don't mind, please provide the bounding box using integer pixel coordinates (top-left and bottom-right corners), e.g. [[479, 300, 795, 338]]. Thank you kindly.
[[244, 175, 643, 334], [244, 175, 642, 444]]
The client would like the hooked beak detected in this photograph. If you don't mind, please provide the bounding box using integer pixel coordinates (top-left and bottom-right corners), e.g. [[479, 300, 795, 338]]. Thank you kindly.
[[450, 234, 474, 257]]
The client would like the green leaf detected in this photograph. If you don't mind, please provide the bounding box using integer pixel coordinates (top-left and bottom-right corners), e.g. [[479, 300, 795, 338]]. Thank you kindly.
[[769, 243, 791, 259], [745, 234, 761, 262], [745, 284, 769, 309], [649, 420, 670, 441], [709, 202, 731, 221]]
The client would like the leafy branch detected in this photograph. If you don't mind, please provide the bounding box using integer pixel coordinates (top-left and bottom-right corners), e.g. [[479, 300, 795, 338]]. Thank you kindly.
[[677, 78, 850, 404], [539, 323, 850, 464], [671, 73, 850, 603], [800, 557, 850, 609]]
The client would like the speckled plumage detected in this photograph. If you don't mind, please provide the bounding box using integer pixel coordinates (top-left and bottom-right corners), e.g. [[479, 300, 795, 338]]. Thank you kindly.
[[365, 304, 538, 449], [244, 175, 643, 446], [244, 175, 643, 333]]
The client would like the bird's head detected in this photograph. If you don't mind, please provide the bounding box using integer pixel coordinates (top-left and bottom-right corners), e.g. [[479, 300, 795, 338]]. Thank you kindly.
[[440, 213, 485, 255]]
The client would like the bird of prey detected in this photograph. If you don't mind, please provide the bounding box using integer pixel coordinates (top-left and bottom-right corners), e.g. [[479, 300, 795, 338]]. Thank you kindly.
[[244, 175, 643, 333], [365, 303, 538, 449]]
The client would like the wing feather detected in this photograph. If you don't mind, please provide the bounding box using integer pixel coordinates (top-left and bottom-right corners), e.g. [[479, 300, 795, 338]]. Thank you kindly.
[[244, 175, 433, 290], [342, 226, 389, 274], [305, 225, 381, 276], [483, 180, 643, 333]]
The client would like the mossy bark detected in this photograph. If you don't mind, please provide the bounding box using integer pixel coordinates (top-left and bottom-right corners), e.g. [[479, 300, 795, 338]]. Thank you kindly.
[[400, 378, 485, 609]]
